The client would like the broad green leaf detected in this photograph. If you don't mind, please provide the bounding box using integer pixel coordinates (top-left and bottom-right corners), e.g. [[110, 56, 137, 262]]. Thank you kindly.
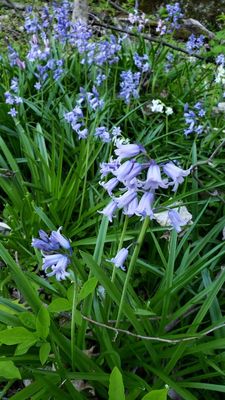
[[0, 360, 21, 380], [108, 367, 125, 400], [15, 339, 37, 356], [0, 327, 36, 344], [48, 298, 71, 313], [74, 309, 82, 326], [39, 342, 51, 365], [142, 388, 168, 400], [78, 277, 98, 302], [36, 306, 50, 339], [19, 312, 36, 329]]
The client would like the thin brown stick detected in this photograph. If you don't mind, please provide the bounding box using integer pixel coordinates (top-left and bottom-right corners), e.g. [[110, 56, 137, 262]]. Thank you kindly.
[[82, 314, 225, 344]]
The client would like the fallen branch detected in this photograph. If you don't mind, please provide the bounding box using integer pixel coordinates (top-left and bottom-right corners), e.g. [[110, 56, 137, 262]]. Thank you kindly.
[[82, 314, 225, 343]]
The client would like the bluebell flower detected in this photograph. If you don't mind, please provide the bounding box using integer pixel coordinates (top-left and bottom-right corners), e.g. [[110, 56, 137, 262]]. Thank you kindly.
[[119, 70, 141, 104], [99, 200, 118, 222], [144, 160, 168, 190], [183, 102, 205, 136], [32, 229, 60, 252], [43, 254, 70, 281], [94, 127, 111, 143], [186, 34, 205, 55], [10, 78, 19, 93], [168, 209, 187, 233], [115, 143, 146, 160], [100, 177, 119, 195], [100, 159, 120, 178], [133, 52, 150, 73], [109, 247, 129, 271], [8, 108, 18, 117], [32, 227, 72, 281], [135, 191, 155, 219], [216, 54, 225, 66], [163, 162, 191, 192], [5, 92, 15, 105], [115, 190, 138, 210], [165, 2, 183, 32]]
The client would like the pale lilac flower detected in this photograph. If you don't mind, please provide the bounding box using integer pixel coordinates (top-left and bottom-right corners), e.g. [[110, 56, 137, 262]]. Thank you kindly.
[[109, 247, 129, 271], [123, 195, 139, 216], [32, 229, 60, 252], [100, 177, 119, 195], [163, 162, 191, 191], [133, 52, 150, 72], [100, 159, 120, 178], [119, 70, 141, 104], [94, 127, 111, 143], [34, 81, 42, 90], [8, 108, 17, 117], [43, 254, 70, 281], [144, 161, 168, 190], [5, 92, 15, 105], [99, 200, 118, 222], [113, 160, 134, 181], [186, 34, 205, 54], [216, 54, 225, 66], [10, 78, 19, 93], [115, 143, 146, 160], [115, 190, 137, 209], [50, 227, 71, 250], [168, 209, 187, 232], [135, 191, 155, 219]]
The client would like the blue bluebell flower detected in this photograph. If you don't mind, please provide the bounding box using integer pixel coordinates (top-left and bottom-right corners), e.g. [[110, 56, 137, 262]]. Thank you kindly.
[[109, 247, 129, 271], [119, 70, 141, 104], [163, 162, 191, 192]]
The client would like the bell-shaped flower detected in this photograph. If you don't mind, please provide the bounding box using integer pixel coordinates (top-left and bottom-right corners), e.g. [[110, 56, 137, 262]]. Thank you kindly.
[[168, 209, 188, 232], [135, 191, 155, 219], [115, 190, 137, 209], [99, 200, 118, 222], [50, 227, 71, 250], [123, 195, 139, 216], [144, 160, 168, 190], [100, 177, 119, 195], [163, 162, 191, 191], [115, 143, 146, 160], [32, 229, 60, 252], [42, 253, 70, 281], [109, 247, 129, 271]]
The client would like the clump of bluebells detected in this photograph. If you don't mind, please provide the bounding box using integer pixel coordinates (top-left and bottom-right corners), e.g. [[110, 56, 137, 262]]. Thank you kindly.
[[32, 227, 72, 281], [184, 102, 206, 136], [157, 2, 183, 35], [99, 137, 191, 231], [186, 34, 205, 55]]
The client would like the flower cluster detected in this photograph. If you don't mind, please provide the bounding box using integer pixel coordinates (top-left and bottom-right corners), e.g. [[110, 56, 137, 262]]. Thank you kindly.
[[186, 34, 205, 55], [157, 2, 183, 35], [184, 102, 205, 136], [99, 138, 191, 233], [5, 77, 23, 118], [133, 52, 150, 73], [128, 10, 148, 32], [32, 227, 72, 281], [150, 99, 173, 115], [165, 2, 183, 32], [215, 64, 225, 86], [119, 70, 141, 104]]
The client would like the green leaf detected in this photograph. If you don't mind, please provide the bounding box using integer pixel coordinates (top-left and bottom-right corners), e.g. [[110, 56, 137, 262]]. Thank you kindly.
[[39, 342, 51, 365], [0, 327, 36, 344], [142, 388, 168, 400], [108, 367, 125, 400], [48, 298, 71, 313], [74, 309, 82, 326], [78, 277, 98, 302], [36, 306, 50, 339], [15, 339, 37, 356], [0, 360, 21, 380], [19, 312, 36, 329]]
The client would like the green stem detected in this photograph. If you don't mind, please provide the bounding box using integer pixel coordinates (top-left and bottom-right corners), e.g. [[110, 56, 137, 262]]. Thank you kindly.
[[78, 139, 90, 220], [115, 217, 150, 328], [111, 215, 129, 283], [71, 279, 77, 371]]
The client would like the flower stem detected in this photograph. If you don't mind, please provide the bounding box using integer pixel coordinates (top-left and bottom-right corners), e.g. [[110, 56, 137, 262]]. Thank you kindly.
[[111, 215, 129, 283], [71, 279, 77, 370], [115, 217, 150, 328]]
